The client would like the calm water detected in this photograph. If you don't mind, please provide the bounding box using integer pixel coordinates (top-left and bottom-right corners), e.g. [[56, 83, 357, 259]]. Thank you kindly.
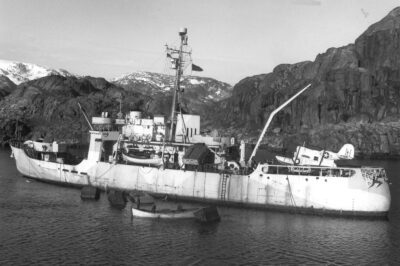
[[0, 148, 399, 265]]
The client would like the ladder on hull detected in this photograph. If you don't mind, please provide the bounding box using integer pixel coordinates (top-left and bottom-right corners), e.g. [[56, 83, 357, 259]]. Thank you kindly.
[[220, 174, 229, 200]]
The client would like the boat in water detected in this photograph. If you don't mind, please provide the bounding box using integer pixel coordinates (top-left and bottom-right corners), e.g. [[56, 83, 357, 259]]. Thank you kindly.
[[131, 205, 220, 222], [132, 206, 200, 219], [10, 28, 391, 218]]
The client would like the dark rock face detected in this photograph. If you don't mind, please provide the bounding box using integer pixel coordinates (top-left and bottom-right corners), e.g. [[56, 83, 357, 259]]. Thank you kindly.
[[215, 7, 400, 156], [0, 75, 16, 100], [0, 75, 149, 142]]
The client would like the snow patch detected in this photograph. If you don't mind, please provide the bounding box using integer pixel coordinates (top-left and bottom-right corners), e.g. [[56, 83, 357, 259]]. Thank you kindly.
[[0, 59, 72, 84], [135, 77, 151, 82], [113, 71, 176, 89], [189, 78, 205, 85]]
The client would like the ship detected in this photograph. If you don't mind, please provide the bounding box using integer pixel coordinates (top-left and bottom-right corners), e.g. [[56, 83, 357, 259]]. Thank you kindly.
[[10, 28, 391, 217]]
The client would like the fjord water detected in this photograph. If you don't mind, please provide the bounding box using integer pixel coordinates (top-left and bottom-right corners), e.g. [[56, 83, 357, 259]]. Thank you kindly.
[[0, 148, 399, 265]]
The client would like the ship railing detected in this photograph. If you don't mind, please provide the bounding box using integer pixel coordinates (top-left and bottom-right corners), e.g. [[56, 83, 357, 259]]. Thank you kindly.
[[12, 140, 84, 165], [182, 163, 220, 173], [9, 139, 23, 148], [22, 144, 41, 160], [169, 163, 253, 175], [360, 167, 388, 182], [93, 124, 120, 132], [222, 167, 253, 175], [196, 163, 255, 175], [259, 164, 373, 178]]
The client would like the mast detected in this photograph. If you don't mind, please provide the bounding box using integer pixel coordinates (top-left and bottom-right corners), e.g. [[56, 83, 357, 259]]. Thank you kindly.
[[247, 84, 312, 166], [166, 28, 189, 142]]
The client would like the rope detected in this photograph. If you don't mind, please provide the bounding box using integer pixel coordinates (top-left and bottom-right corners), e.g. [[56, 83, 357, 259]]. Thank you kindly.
[[286, 176, 297, 208], [138, 166, 154, 175], [95, 162, 115, 179]]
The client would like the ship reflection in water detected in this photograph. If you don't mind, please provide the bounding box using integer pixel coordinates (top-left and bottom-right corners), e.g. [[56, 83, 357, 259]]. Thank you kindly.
[[0, 149, 399, 265]]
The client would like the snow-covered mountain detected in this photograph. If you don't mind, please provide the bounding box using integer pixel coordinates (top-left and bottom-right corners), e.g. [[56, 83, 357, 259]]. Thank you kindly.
[[112, 71, 232, 102], [112, 71, 233, 128], [0, 59, 74, 85]]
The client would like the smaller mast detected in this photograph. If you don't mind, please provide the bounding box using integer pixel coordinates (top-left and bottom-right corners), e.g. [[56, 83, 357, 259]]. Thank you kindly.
[[247, 84, 312, 166], [117, 94, 123, 119]]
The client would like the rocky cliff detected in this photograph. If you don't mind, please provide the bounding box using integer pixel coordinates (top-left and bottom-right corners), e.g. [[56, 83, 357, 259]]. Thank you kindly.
[[0, 75, 16, 100], [215, 7, 400, 157], [0, 75, 150, 142]]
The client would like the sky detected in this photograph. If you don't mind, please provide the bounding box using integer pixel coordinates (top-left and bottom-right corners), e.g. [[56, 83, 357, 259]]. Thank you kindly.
[[0, 0, 399, 85]]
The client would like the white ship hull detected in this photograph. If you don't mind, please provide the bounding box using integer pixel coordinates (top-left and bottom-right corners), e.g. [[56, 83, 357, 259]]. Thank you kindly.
[[11, 145, 391, 217]]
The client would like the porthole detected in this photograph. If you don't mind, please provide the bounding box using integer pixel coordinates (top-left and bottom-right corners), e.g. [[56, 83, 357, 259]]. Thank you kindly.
[[262, 166, 269, 174]]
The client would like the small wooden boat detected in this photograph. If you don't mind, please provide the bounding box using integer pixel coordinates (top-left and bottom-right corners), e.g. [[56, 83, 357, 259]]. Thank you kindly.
[[131, 207, 199, 219], [131, 205, 221, 222]]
